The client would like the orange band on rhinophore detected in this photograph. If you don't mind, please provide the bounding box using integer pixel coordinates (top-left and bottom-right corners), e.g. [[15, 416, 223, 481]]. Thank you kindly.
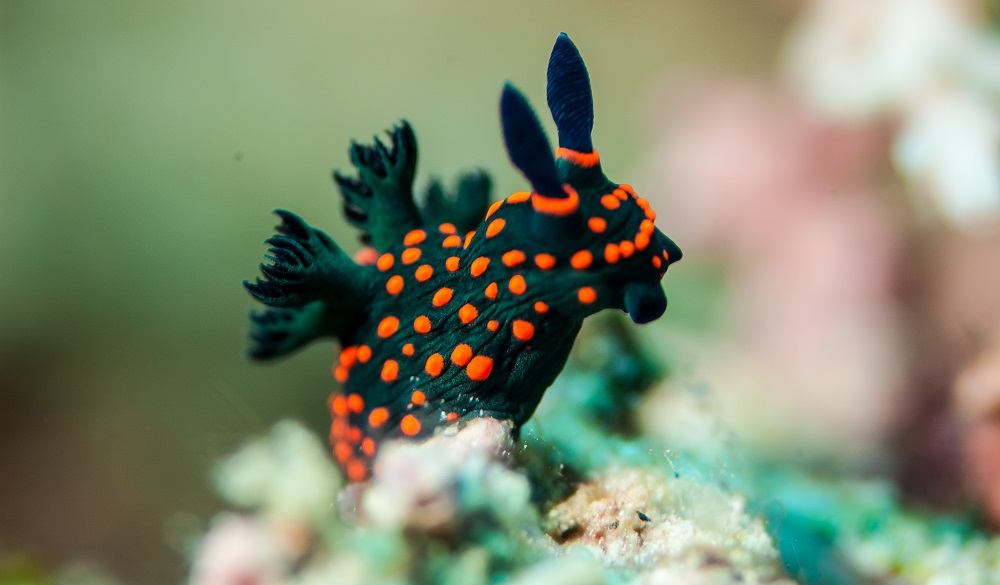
[[532, 185, 580, 216], [556, 148, 600, 168]]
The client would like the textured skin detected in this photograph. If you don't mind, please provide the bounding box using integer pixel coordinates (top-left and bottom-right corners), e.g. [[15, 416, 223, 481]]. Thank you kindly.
[[244, 34, 681, 481]]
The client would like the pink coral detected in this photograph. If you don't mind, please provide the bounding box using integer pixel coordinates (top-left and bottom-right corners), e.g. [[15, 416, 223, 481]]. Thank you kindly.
[[643, 76, 907, 462], [188, 515, 293, 585], [954, 339, 1000, 524]]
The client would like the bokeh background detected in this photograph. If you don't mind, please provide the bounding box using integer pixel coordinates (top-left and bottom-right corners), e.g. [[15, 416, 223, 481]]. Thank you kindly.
[[3, 1, 1000, 583]]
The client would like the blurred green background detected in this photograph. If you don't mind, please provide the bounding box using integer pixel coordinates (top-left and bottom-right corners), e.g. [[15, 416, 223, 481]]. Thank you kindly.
[[0, 1, 794, 582]]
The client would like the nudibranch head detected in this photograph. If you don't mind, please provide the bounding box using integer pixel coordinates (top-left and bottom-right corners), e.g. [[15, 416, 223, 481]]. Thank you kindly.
[[490, 33, 682, 325]]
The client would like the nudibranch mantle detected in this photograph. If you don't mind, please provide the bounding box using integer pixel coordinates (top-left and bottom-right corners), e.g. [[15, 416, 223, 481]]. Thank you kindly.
[[244, 33, 681, 482]]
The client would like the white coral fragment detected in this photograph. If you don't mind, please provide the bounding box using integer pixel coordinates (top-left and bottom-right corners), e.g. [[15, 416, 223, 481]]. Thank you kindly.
[[213, 420, 342, 524]]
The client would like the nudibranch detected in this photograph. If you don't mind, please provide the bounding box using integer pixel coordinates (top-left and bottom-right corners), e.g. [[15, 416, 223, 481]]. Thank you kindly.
[[244, 33, 682, 481]]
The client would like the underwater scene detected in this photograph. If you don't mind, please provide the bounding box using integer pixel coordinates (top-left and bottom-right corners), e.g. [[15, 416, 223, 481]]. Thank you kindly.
[[3, 1, 1000, 584]]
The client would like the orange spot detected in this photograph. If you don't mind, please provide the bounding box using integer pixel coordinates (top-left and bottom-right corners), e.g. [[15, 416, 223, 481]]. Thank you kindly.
[[361, 437, 376, 456], [534, 301, 549, 313], [346, 459, 367, 482], [645, 208, 657, 221], [487, 320, 499, 331], [459, 303, 478, 324], [439, 223, 457, 234], [451, 344, 473, 366], [334, 365, 348, 382], [357, 345, 372, 363], [331, 418, 346, 439], [578, 287, 597, 304], [512, 320, 535, 341], [415, 264, 434, 282], [635, 232, 650, 251], [339, 346, 358, 367], [508, 274, 527, 295], [486, 200, 503, 219], [368, 407, 389, 427], [432, 288, 454, 307], [466, 355, 494, 381], [571, 250, 593, 270], [402, 343, 414, 356], [464, 231, 475, 249], [663, 250, 670, 261], [531, 186, 580, 216], [614, 187, 629, 201], [636, 197, 650, 210], [507, 191, 531, 203], [401, 414, 421, 436], [347, 394, 364, 413], [378, 316, 400, 338], [620, 184, 637, 198], [588, 217, 607, 233], [411, 390, 425, 405], [502, 250, 526, 267], [377, 253, 394, 271], [534, 253, 556, 270], [601, 194, 620, 210], [381, 360, 398, 382], [354, 246, 378, 266], [346, 426, 362, 443], [425, 353, 444, 376], [620, 240, 635, 258], [332, 395, 348, 416], [640, 219, 654, 234], [386, 275, 404, 295], [556, 147, 600, 167], [442, 234, 462, 248], [404, 229, 427, 246], [414, 315, 432, 333], [335, 441, 352, 463], [446, 256, 460, 272], [401, 247, 422, 265], [471, 257, 490, 277], [486, 218, 506, 238], [604, 243, 621, 263], [485, 282, 498, 299], [446, 412, 460, 422], [652, 255, 662, 269]]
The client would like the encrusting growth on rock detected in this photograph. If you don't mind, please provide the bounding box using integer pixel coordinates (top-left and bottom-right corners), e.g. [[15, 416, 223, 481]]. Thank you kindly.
[[243, 33, 682, 480]]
